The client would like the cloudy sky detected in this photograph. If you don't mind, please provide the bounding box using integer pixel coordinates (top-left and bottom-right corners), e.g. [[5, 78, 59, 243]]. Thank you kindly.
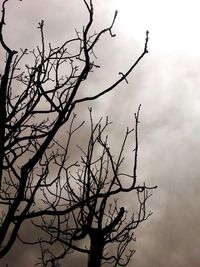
[[1, 0, 200, 266]]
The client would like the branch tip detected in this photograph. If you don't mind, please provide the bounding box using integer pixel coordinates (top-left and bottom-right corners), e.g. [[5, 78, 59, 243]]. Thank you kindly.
[[144, 30, 149, 53]]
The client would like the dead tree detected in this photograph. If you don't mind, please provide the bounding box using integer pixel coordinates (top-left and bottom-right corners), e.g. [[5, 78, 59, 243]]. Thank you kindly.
[[0, 0, 149, 261], [34, 107, 156, 267]]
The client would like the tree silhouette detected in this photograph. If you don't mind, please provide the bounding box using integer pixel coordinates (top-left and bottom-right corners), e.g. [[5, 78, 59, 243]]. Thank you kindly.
[[35, 107, 156, 267], [0, 0, 153, 264]]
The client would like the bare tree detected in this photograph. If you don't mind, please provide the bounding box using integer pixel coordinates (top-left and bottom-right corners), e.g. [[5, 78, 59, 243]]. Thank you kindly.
[[34, 107, 156, 267], [0, 0, 150, 262]]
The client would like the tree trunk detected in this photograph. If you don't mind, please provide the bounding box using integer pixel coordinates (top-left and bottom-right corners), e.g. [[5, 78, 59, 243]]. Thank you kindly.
[[88, 229, 104, 267]]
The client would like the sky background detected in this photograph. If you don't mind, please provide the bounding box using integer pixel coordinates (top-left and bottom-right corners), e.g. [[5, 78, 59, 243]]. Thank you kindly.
[[1, 0, 200, 266]]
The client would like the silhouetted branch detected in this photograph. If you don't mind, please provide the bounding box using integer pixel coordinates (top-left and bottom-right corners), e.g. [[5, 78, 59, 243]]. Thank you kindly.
[[0, 0, 153, 264], [33, 107, 156, 267]]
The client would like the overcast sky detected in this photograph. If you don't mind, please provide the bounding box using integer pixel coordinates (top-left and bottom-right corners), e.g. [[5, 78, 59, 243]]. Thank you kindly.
[[1, 0, 200, 266]]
